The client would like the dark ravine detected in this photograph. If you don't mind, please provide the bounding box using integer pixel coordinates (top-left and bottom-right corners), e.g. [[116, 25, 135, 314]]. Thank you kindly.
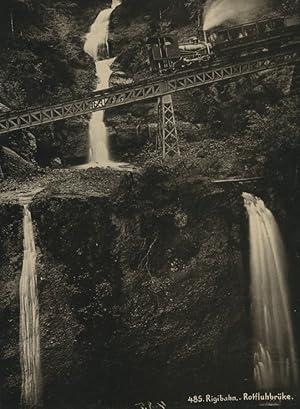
[[1, 166, 298, 408]]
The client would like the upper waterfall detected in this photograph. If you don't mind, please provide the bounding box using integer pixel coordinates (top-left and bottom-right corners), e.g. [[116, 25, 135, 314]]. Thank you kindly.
[[83, 0, 121, 166]]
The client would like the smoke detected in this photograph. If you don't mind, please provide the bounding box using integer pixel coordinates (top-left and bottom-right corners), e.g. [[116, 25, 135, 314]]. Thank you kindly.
[[203, 0, 270, 31]]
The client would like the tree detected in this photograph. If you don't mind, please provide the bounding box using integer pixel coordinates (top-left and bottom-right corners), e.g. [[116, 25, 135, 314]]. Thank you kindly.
[[0, 0, 32, 39], [246, 97, 300, 181]]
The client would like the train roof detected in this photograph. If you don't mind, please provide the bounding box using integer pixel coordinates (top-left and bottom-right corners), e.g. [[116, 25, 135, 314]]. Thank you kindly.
[[205, 14, 286, 33], [146, 35, 178, 44]]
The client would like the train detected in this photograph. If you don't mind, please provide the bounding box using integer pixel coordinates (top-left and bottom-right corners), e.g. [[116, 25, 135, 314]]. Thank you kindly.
[[147, 15, 300, 74]]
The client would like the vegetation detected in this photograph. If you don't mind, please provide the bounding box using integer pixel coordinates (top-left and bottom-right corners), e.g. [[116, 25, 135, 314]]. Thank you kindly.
[[110, 0, 300, 188], [246, 96, 300, 181], [0, 1, 300, 409], [0, 0, 97, 109], [0, 0, 103, 167]]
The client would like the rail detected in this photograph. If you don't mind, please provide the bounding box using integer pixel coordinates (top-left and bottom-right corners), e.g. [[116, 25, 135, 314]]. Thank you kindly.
[[0, 47, 299, 135]]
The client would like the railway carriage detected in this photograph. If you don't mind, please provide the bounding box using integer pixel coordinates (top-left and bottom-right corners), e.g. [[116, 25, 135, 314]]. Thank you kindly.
[[205, 15, 300, 55], [147, 15, 300, 74]]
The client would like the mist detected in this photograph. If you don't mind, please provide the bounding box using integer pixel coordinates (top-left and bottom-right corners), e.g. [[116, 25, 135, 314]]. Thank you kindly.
[[203, 0, 271, 31]]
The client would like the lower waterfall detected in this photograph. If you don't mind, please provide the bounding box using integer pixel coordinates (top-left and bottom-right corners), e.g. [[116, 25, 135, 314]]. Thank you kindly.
[[243, 192, 298, 391], [19, 204, 42, 408]]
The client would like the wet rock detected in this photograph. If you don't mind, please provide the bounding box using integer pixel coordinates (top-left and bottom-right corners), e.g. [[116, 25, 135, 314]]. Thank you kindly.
[[61, 118, 89, 166], [5, 129, 37, 163], [10, 170, 251, 407], [50, 157, 63, 168], [107, 114, 149, 160], [0, 146, 36, 179], [2, 162, 298, 408]]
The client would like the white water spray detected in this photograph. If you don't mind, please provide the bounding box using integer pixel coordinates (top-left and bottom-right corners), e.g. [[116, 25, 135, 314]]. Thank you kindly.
[[19, 204, 42, 408], [84, 0, 121, 165], [243, 192, 298, 391], [203, 0, 268, 31]]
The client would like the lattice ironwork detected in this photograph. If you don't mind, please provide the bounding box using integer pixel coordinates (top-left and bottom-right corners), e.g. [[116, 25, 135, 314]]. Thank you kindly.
[[157, 94, 179, 159], [0, 49, 299, 136]]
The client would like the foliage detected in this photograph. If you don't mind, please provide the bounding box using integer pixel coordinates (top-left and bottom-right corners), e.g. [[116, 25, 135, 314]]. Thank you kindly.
[[191, 71, 286, 138], [246, 97, 300, 147], [0, 0, 95, 109], [245, 96, 300, 180], [0, 0, 98, 166]]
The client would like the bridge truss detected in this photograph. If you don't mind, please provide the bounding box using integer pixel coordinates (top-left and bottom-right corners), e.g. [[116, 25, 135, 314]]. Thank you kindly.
[[0, 48, 299, 157], [158, 95, 179, 158]]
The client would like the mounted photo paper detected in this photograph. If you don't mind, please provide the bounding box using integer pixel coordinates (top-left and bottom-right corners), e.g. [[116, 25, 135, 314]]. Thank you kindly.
[[0, 1, 300, 409]]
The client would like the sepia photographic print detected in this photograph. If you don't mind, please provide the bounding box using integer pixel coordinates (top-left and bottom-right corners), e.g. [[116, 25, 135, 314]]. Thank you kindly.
[[0, 0, 300, 408]]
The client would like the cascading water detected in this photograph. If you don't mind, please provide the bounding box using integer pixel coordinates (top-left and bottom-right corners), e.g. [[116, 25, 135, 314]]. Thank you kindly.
[[84, 0, 121, 165], [19, 203, 42, 408], [243, 192, 298, 391]]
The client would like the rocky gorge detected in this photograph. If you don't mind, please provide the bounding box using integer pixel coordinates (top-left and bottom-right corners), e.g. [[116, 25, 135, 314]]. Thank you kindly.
[[0, 1, 300, 408]]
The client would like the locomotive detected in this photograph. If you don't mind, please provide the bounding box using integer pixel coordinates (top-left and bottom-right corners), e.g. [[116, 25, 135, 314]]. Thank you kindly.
[[147, 15, 300, 74], [146, 36, 181, 74]]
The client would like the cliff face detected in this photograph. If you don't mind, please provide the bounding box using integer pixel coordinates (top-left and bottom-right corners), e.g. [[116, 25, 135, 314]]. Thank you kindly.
[[111, 177, 252, 404], [1, 167, 300, 409], [0, 169, 254, 409]]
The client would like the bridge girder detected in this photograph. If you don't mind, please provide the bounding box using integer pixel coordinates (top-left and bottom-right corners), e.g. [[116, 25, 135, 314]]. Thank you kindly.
[[0, 48, 299, 159]]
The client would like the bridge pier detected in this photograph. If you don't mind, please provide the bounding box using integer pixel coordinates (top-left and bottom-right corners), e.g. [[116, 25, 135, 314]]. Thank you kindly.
[[157, 94, 180, 159], [1, 50, 299, 141]]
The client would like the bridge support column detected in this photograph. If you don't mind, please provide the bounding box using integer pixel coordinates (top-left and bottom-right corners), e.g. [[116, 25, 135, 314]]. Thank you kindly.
[[157, 94, 180, 159]]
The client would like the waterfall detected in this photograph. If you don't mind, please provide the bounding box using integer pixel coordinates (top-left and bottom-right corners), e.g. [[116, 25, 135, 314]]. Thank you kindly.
[[243, 192, 298, 391], [19, 204, 42, 408], [84, 0, 121, 165]]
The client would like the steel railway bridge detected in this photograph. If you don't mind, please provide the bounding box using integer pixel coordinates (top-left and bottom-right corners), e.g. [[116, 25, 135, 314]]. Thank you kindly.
[[0, 46, 299, 158]]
